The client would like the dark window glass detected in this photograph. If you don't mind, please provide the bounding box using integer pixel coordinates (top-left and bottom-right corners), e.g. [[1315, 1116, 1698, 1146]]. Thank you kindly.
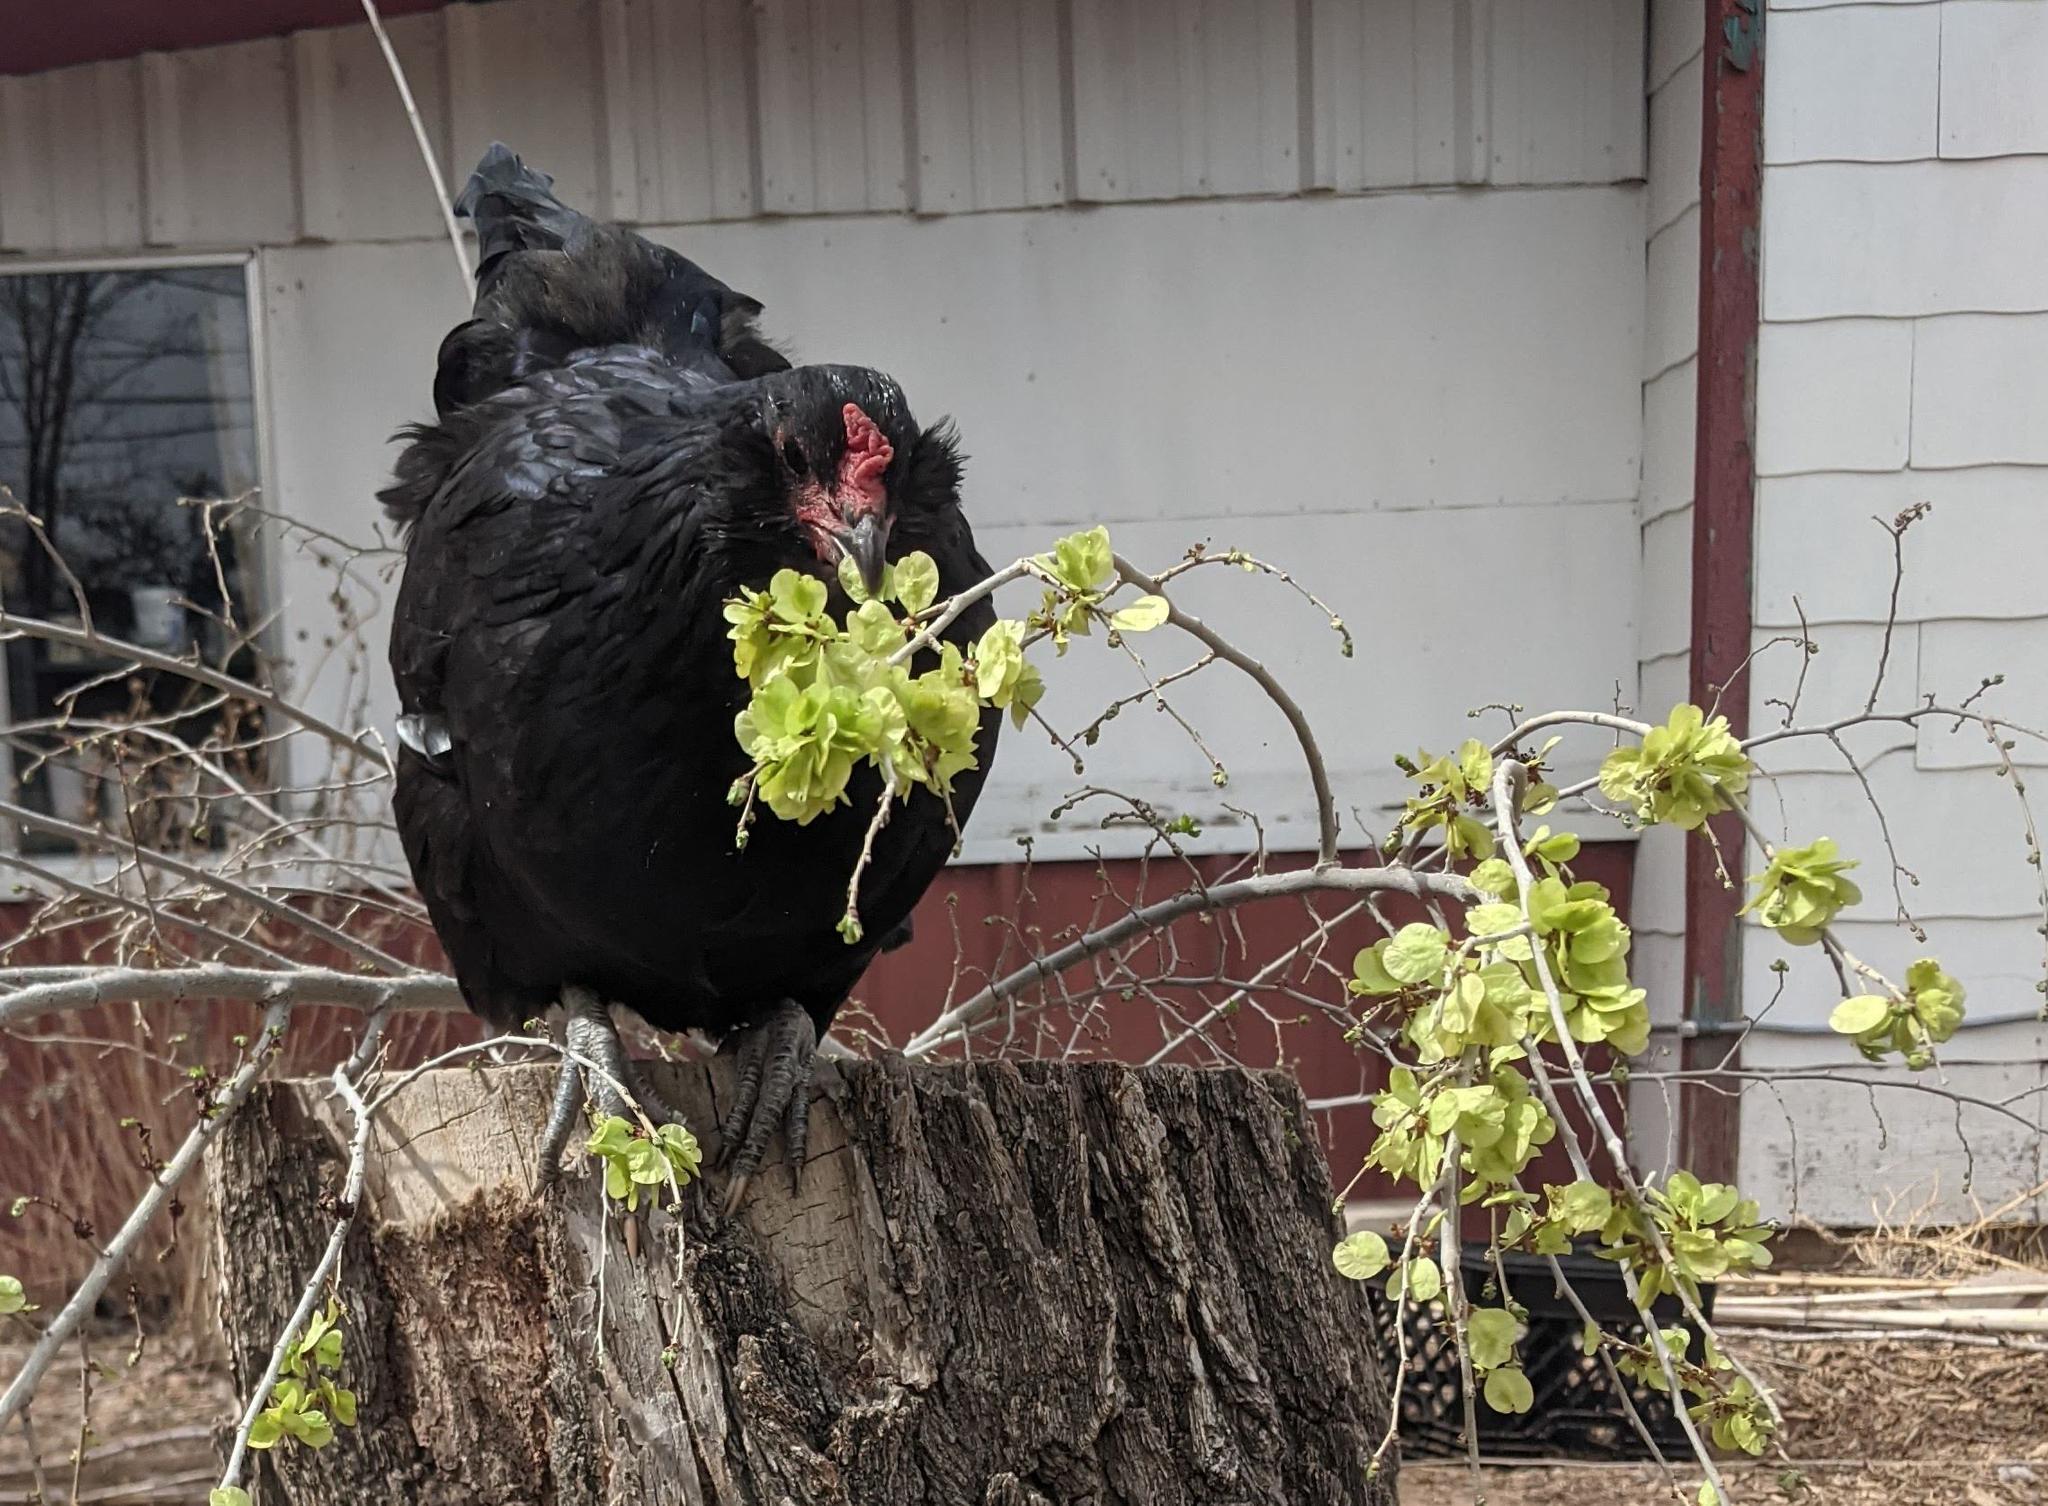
[[0, 266, 265, 852]]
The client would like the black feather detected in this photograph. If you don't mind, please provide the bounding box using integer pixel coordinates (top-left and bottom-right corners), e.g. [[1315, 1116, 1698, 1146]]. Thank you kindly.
[[387, 349, 998, 1038], [454, 142, 585, 289], [433, 142, 789, 418]]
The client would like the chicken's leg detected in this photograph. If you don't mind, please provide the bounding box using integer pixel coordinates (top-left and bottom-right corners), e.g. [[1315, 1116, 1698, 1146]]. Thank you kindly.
[[536, 984, 645, 1187], [713, 999, 818, 1213]]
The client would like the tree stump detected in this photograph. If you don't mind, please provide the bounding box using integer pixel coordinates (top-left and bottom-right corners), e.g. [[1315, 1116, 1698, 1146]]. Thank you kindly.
[[206, 1057, 1396, 1505]]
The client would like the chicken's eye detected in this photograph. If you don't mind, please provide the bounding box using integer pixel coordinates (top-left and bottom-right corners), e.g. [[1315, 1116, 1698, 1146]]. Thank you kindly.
[[781, 439, 807, 475]]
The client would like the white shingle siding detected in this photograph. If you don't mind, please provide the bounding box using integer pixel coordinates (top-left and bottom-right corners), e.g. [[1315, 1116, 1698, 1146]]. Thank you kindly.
[[1638, 510, 1695, 664], [1640, 359, 1698, 524], [1751, 925, 2048, 1040], [1484, 0, 1646, 185], [1646, 52, 1703, 236], [1638, 0, 1703, 509], [1754, 467, 2048, 627], [1070, 0, 1302, 201], [1754, 319, 1915, 476], [1745, 0, 2048, 1222], [256, 180, 1650, 865], [1746, 623, 1919, 774], [0, 60, 146, 252], [1631, 811, 1691, 941], [1738, 1027, 2046, 1228], [1760, 761, 2044, 924], [715, 186, 1649, 522], [602, 0, 765, 221], [903, 0, 1067, 214], [141, 40, 300, 247], [970, 497, 1641, 859], [749, 0, 912, 215], [0, 0, 1651, 254], [445, 0, 611, 214], [1912, 314, 2048, 467], [1939, 1, 2048, 160], [1628, 0, 1703, 1179], [1643, 207, 1702, 381], [1763, 159, 2048, 320], [1763, 4, 1940, 165], [256, 243, 467, 828], [295, 14, 456, 244], [1916, 620, 2048, 770], [1308, 0, 1461, 190]]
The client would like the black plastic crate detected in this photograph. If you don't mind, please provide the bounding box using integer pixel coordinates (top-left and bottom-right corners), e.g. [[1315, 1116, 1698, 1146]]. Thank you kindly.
[[1366, 1247, 1718, 1460]]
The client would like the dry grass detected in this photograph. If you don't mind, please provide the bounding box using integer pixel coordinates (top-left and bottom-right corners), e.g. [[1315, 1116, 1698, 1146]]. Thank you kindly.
[[3, 1325, 2042, 1505], [0, 1004, 479, 1328], [1402, 1327, 2048, 1504], [1404, 1219, 2048, 1506], [1798, 1179, 2048, 1282], [0, 1330, 232, 1504]]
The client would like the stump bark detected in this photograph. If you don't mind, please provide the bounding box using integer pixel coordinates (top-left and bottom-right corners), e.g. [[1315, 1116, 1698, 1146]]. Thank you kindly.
[[206, 1057, 1396, 1505]]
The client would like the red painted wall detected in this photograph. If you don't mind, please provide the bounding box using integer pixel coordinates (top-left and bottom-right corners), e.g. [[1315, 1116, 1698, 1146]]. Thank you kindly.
[[0, 842, 1634, 1296], [864, 843, 1637, 1203]]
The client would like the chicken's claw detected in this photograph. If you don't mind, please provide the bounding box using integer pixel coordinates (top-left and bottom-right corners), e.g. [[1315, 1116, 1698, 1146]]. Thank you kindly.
[[714, 1000, 818, 1213], [536, 985, 635, 1189]]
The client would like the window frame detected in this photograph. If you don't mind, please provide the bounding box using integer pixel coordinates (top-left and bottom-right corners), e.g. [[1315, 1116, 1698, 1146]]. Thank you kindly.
[[0, 249, 278, 884]]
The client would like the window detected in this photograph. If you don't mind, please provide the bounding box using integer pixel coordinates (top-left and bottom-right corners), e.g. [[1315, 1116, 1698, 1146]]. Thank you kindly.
[[0, 263, 266, 852]]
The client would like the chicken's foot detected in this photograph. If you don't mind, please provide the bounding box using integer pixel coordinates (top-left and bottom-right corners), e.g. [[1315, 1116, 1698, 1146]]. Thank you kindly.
[[536, 986, 699, 1188], [537, 984, 655, 1187], [713, 999, 818, 1213]]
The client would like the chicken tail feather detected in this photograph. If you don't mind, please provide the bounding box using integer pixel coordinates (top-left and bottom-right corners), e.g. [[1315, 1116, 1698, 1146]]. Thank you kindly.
[[455, 142, 587, 284]]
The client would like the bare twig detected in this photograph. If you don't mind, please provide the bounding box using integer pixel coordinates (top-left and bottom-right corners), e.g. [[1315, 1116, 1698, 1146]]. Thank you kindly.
[[0, 965, 454, 1030], [842, 784, 896, 943], [1140, 898, 1370, 1066], [1436, 1125, 1487, 1501], [0, 997, 296, 1434], [886, 558, 1040, 668], [0, 610, 393, 774], [1866, 503, 1930, 714], [0, 800, 414, 974], [216, 1041, 381, 1494], [904, 864, 1472, 1055], [15, 1410, 48, 1505], [1114, 554, 1341, 866], [359, 0, 473, 290]]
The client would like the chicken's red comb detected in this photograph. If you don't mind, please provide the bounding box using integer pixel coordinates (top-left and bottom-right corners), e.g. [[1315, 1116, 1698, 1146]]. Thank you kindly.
[[841, 403, 893, 499]]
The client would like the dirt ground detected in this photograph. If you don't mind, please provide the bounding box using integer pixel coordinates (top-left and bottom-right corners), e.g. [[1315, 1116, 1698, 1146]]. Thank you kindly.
[[1401, 1333, 2048, 1506], [0, 1332, 232, 1504], [1402, 1458, 2046, 1506], [3, 1329, 2045, 1503]]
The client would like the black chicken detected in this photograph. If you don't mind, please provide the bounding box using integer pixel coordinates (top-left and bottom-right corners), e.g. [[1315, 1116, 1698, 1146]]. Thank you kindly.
[[382, 146, 999, 1206]]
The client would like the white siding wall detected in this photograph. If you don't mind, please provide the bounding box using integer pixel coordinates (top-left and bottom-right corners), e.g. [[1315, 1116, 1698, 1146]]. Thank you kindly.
[[1630, 0, 1703, 1178], [1, 0, 1650, 868], [1744, 0, 2048, 1224], [0, 0, 1649, 247]]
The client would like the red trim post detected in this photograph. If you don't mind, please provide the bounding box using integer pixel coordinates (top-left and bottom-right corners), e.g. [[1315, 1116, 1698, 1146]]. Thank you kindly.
[[1683, 0, 1765, 1185]]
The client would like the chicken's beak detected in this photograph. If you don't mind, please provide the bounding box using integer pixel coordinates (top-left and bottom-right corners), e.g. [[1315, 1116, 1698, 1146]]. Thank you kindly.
[[833, 513, 891, 599]]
